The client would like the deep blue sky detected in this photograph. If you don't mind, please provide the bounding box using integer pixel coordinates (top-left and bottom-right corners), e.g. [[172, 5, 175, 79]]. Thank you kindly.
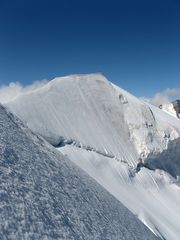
[[0, 0, 180, 97]]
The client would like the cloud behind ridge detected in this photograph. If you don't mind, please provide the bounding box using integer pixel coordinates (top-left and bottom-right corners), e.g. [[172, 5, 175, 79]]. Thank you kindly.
[[0, 80, 48, 103]]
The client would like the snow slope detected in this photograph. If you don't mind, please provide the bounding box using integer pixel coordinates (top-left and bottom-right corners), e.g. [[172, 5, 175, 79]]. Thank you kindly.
[[60, 145, 180, 240], [5, 73, 180, 239], [0, 105, 159, 240]]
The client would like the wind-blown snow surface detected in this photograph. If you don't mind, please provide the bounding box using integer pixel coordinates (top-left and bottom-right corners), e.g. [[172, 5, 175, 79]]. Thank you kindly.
[[0, 105, 160, 240], [5, 74, 180, 240]]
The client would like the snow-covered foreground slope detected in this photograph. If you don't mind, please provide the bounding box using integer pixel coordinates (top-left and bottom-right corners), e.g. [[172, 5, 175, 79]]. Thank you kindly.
[[0, 105, 159, 240], [5, 74, 180, 239]]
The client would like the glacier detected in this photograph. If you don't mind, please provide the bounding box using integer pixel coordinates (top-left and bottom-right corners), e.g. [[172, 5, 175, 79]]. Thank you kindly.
[[5, 73, 180, 239]]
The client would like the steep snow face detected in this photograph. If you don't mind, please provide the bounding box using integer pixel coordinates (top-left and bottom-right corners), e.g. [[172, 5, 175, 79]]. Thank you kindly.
[[6, 74, 139, 166], [5, 74, 180, 239], [0, 105, 159, 240], [112, 84, 180, 158]]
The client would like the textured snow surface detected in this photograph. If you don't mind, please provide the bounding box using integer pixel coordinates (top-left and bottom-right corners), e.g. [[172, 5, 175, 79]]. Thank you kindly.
[[5, 73, 180, 239], [0, 105, 159, 240]]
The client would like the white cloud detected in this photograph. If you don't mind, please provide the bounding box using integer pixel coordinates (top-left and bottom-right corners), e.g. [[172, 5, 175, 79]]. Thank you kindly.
[[141, 88, 180, 106], [0, 80, 48, 103], [151, 88, 180, 106]]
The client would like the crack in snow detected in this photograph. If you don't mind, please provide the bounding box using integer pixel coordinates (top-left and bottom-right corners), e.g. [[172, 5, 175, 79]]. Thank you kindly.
[[54, 136, 141, 178], [54, 136, 115, 159]]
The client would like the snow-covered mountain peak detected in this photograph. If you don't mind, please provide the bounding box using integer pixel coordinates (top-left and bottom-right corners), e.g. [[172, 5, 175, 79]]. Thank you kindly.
[[5, 74, 180, 163], [5, 74, 137, 163], [4, 74, 180, 239]]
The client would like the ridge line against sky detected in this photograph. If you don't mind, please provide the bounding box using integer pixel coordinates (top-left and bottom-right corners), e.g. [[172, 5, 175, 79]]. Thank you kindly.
[[0, 77, 180, 106], [0, 0, 179, 97]]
